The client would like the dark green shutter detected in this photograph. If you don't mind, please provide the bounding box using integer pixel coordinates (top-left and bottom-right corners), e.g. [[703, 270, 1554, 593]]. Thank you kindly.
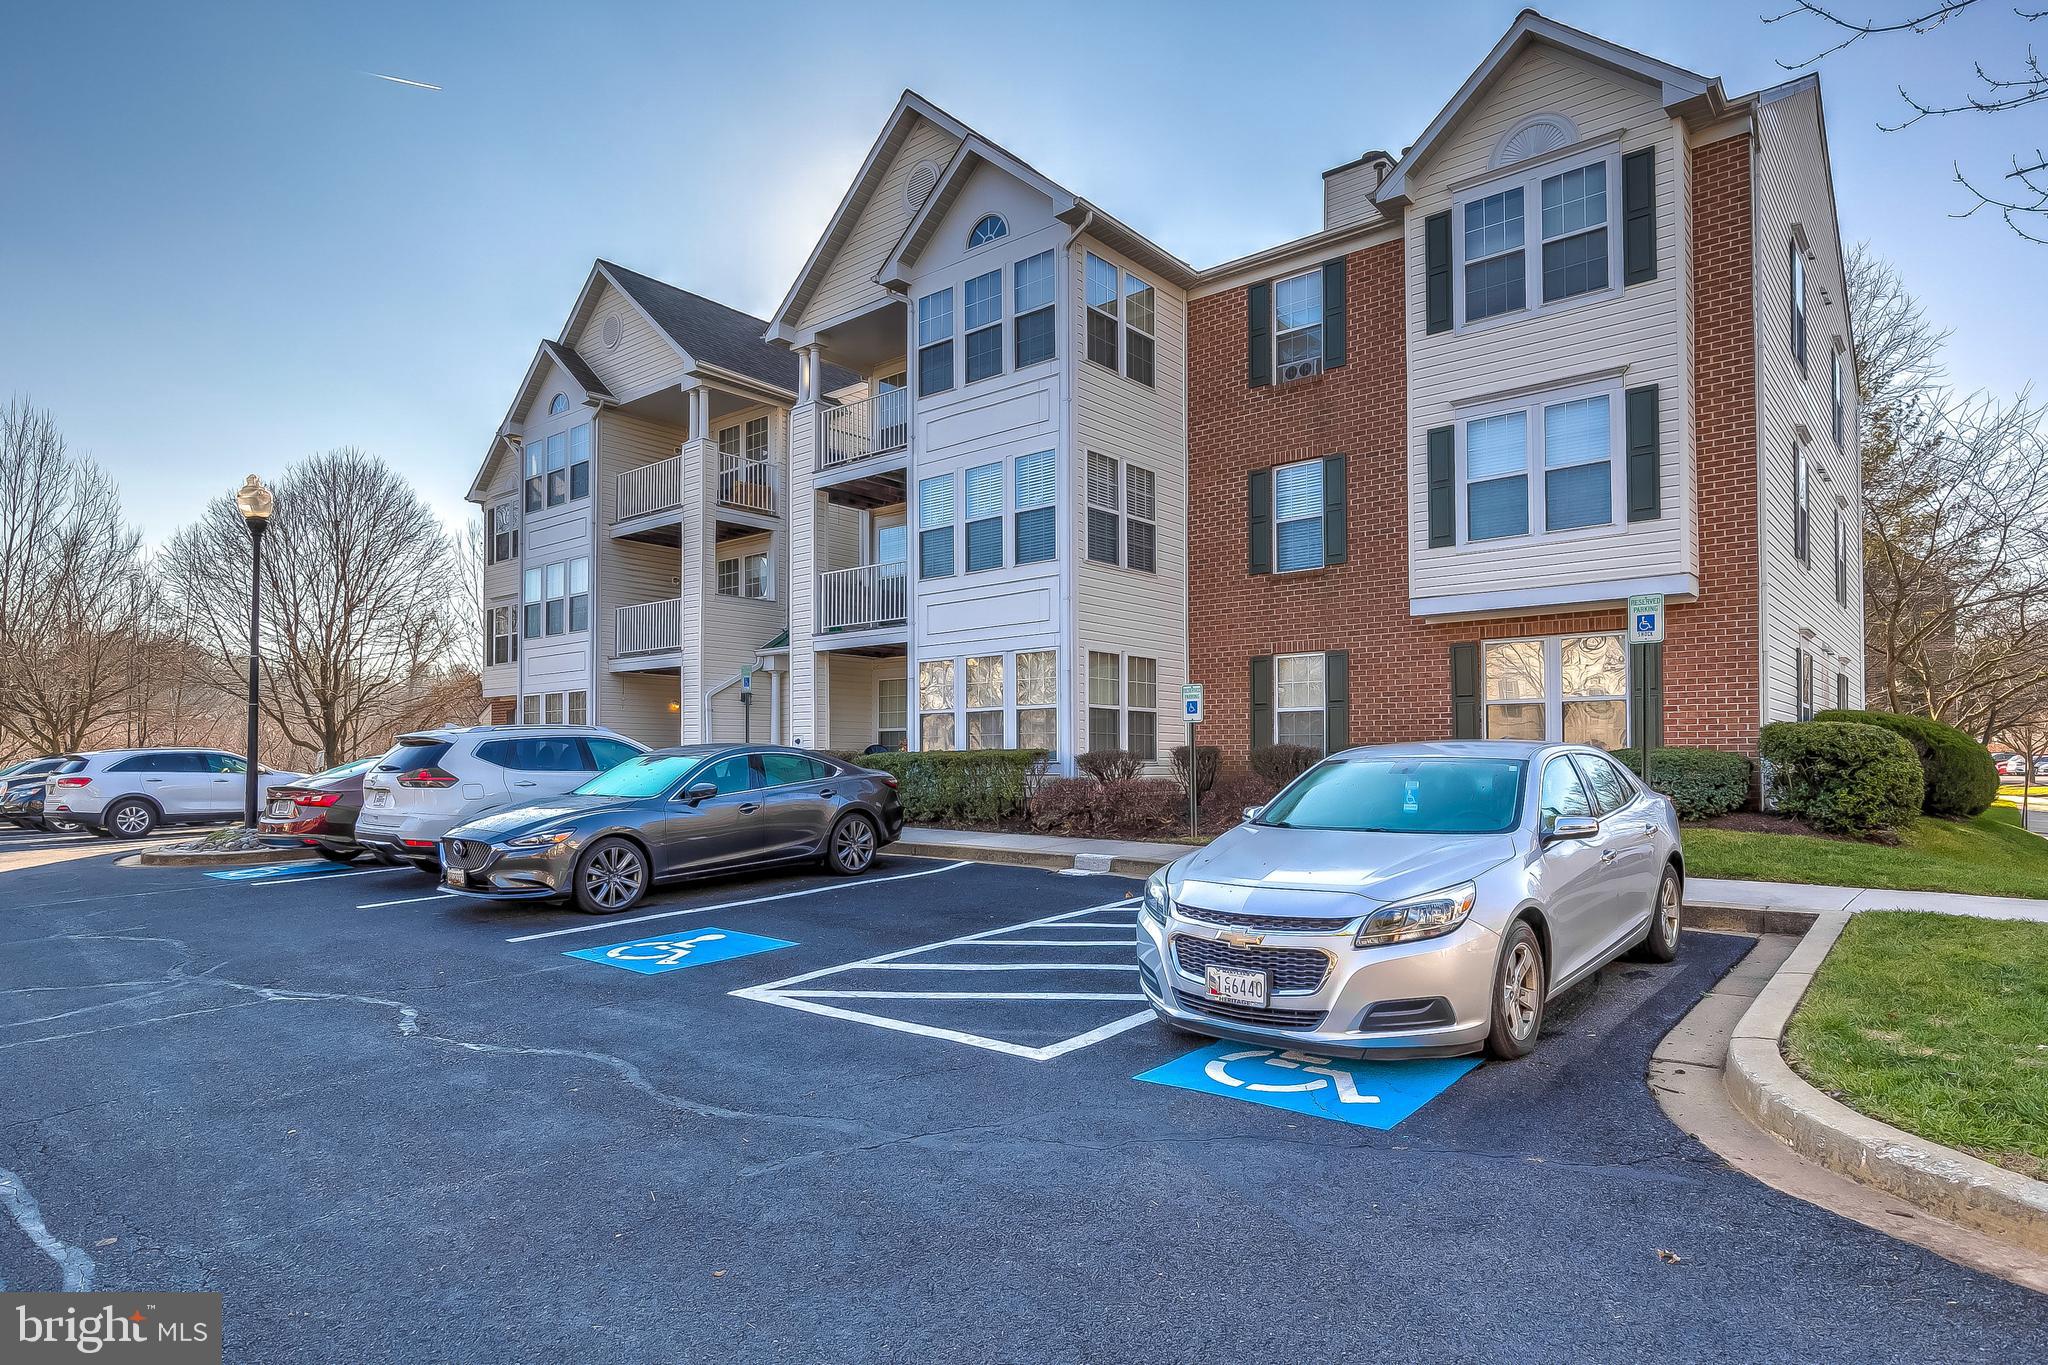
[[1248, 281, 1272, 387], [1631, 642, 1664, 750], [1247, 469, 1272, 575], [1324, 651, 1350, 753], [1250, 655, 1273, 750], [1622, 148, 1657, 285], [1321, 257, 1347, 369], [1424, 211, 1452, 334], [1450, 642, 1480, 739], [1427, 425, 1456, 547], [1322, 454, 1347, 565], [1626, 384, 1661, 522]]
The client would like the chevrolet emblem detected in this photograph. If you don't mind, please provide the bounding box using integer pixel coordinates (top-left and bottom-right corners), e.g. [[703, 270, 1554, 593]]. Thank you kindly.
[[1218, 930, 1264, 948]]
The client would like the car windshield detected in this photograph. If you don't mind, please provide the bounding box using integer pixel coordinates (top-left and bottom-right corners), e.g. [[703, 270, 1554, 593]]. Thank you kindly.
[[1258, 757, 1526, 834], [310, 757, 377, 782], [574, 754, 703, 799]]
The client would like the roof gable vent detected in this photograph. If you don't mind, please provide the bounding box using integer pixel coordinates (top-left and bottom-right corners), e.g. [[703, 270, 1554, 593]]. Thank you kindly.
[[601, 315, 623, 350], [904, 159, 941, 211], [1491, 114, 1578, 170]]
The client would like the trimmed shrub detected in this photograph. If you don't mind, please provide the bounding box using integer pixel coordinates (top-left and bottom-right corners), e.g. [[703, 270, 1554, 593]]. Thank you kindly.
[[1028, 777, 1102, 833], [1104, 778, 1194, 836], [1814, 708, 1998, 818], [1170, 744, 1221, 798], [1759, 721, 1923, 835], [1250, 744, 1320, 787], [1201, 770, 1282, 834], [1611, 746, 1753, 821], [845, 749, 1043, 823], [1076, 749, 1144, 784]]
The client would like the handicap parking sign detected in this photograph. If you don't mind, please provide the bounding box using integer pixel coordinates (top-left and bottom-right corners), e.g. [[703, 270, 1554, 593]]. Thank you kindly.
[[566, 927, 794, 976], [1135, 1042, 1477, 1130]]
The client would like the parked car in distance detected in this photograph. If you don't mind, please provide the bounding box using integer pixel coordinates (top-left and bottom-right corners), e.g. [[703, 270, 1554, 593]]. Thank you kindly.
[[47, 749, 305, 838], [1137, 742, 1683, 1062], [355, 726, 649, 871], [0, 757, 80, 832], [1996, 754, 2029, 778], [257, 756, 381, 861], [438, 745, 904, 913]]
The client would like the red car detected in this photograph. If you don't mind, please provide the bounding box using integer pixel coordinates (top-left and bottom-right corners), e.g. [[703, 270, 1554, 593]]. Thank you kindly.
[[257, 757, 379, 862]]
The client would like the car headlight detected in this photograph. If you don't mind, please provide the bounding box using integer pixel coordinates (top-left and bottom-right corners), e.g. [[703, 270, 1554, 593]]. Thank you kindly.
[[1355, 882, 1477, 947], [1140, 870, 1171, 926], [506, 829, 576, 850]]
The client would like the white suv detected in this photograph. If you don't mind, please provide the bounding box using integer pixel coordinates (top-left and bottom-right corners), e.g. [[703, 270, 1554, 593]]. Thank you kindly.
[[50, 749, 305, 838], [355, 726, 648, 870]]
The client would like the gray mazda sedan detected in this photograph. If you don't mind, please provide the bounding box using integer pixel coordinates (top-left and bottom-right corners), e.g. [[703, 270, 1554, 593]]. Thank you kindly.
[[1137, 741, 1683, 1061], [437, 745, 903, 914]]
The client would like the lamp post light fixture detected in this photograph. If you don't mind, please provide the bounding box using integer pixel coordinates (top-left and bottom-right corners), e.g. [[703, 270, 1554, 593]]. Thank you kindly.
[[235, 475, 274, 829]]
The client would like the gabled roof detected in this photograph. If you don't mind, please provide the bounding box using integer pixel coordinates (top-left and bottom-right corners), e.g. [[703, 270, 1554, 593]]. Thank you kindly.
[[1375, 9, 1727, 206], [469, 337, 612, 501], [541, 340, 612, 403], [595, 260, 834, 394]]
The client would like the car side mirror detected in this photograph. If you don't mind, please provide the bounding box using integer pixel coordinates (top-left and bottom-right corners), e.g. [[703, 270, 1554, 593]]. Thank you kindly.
[[1241, 805, 1265, 823], [1544, 813, 1599, 843], [681, 781, 718, 804]]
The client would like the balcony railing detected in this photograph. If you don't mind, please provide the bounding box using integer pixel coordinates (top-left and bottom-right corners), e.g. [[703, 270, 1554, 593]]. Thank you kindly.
[[817, 561, 908, 633], [818, 389, 909, 472], [615, 456, 682, 524], [615, 597, 682, 657], [718, 454, 780, 516]]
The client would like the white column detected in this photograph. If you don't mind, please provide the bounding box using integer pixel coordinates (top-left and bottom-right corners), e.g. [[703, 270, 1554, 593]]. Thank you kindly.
[[788, 352, 828, 750], [678, 385, 712, 744]]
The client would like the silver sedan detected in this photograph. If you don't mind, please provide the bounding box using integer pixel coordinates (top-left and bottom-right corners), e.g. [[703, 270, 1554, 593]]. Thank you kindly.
[[1137, 742, 1684, 1060]]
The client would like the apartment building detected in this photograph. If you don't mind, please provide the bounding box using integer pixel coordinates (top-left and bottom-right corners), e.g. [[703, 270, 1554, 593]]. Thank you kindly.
[[758, 95, 1192, 772], [1186, 12, 1862, 761], [468, 260, 840, 748]]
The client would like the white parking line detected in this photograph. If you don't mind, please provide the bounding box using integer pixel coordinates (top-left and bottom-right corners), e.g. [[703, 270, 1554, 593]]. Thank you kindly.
[[502, 859, 975, 943], [256, 866, 409, 884], [732, 900, 1155, 1061], [357, 892, 457, 909]]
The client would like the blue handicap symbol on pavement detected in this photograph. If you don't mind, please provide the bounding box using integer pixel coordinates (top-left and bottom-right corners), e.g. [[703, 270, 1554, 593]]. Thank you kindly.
[[205, 862, 360, 882], [1135, 1042, 1478, 1130], [565, 927, 794, 976]]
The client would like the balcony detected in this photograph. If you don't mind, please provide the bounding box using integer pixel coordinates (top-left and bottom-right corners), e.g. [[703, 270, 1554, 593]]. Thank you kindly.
[[616, 456, 683, 525], [615, 596, 682, 658], [718, 453, 780, 517], [817, 561, 907, 634], [818, 390, 908, 472]]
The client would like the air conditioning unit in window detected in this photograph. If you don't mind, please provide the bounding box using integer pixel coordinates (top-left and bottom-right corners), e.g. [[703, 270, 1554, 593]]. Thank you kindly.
[[1278, 356, 1323, 384]]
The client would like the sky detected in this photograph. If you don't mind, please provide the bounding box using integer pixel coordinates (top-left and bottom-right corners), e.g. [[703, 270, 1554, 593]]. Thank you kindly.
[[3, 0, 2043, 543]]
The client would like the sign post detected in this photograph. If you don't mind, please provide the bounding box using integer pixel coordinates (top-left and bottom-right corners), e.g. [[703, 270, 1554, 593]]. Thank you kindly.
[[1182, 683, 1205, 839], [740, 664, 755, 744], [1627, 594, 1665, 790]]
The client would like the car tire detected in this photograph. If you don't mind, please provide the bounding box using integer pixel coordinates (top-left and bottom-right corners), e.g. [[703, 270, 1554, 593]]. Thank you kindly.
[[105, 799, 157, 839], [1485, 920, 1547, 1060], [822, 813, 879, 875], [45, 817, 82, 834], [316, 845, 360, 864], [573, 838, 648, 915], [1632, 865, 1683, 963]]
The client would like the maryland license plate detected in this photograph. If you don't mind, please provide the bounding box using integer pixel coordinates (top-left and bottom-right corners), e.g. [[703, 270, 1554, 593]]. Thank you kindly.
[[1204, 966, 1269, 1009]]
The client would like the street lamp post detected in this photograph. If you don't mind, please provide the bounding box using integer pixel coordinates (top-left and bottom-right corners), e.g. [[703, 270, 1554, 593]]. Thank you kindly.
[[235, 475, 274, 829]]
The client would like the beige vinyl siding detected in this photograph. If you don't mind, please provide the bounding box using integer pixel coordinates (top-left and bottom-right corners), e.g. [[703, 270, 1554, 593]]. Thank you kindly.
[[825, 653, 896, 753], [1754, 84, 1861, 720], [568, 281, 681, 398], [1072, 235, 1188, 773], [702, 530, 784, 742], [609, 673, 680, 749], [799, 118, 962, 331], [1403, 43, 1694, 611], [479, 433, 524, 699], [593, 413, 685, 738], [1324, 162, 1391, 232]]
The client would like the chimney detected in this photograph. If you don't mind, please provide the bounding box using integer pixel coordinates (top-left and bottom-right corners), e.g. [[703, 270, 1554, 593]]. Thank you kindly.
[[1322, 150, 1395, 231]]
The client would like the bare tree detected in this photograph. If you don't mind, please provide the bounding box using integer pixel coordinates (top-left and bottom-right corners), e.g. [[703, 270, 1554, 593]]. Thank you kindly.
[[1766, 1, 2048, 241], [157, 448, 470, 765]]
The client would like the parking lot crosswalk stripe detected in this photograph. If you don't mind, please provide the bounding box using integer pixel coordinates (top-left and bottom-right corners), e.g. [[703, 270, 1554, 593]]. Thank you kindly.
[[967, 939, 1131, 946], [781, 990, 1147, 1001], [502, 859, 974, 942]]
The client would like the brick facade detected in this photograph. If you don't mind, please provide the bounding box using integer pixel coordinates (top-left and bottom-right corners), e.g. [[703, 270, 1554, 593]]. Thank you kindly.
[[1186, 133, 1763, 762], [487, 696, 517, 725]]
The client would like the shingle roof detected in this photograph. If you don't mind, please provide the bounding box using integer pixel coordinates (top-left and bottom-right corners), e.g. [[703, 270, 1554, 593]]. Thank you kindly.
[[540, 340, 612, 400], [599, 260, 857, 395]]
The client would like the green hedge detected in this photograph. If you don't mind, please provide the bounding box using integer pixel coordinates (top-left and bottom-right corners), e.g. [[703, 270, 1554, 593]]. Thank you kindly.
[[833, 749, 1044, 823], [1814, 709, 1997, 818], [1611, 747, 1752, 820], [1759, 721, 1924, 835]]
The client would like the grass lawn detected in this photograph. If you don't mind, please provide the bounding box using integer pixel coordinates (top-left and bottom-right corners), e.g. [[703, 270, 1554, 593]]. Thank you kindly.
[[1682, 806, 2048, 899], [1785, 912, 2048, 1180]]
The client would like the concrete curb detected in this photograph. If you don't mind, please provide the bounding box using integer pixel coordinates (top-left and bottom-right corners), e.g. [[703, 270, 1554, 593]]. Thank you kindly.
[[135, 844, 319, 868], [1724, 911, 2048, 1255]]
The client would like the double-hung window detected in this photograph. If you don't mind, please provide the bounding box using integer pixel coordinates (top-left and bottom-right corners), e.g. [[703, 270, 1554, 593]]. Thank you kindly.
[[1460, 384, 1620, 544], [544, 562, 566, 635], [917, 288, 954, 396], [523, 441, 544, 512], [1789, 243, 1808, 369], [1463, 188, 1526, 321], [1086, 453, 1121, 565], [1014, 250, 1056, 367], [522, 569, 542, 639], [1274, 268, 1324, 381], [1793, 444, 1811, 565], [568, 423, 591, 501], [1541, 395, 1611, 531], [717, 553, 771, 599], [1123, 274, 1156, 386], [1833, 503, 1848, 606], [918, 473, 955, 579], [1085, 254, 1120, 369], [1539, 162, 1608, 302], [568, 558, 589, 632], [526, 558, 587, 636], [1087, 652, 1121, 753], [1831, 347, 1846, 448], [965, 655, 1005, 749], [487, 605, 518, 665], [1482, 634, 1627, 747], [1274, 654, 1326, 751], [1126, 656, 1157, 760], [1459, 153, 1620, 326], [964, 270, 1003, 384], [1014, 451, 1056, 564], [545, 432, 568, 507], [877, 677, 908, 751], [965, 461, 1003, 572], [1124, 465, 1156, 573], [717, 557, 739, 596], [1273, 458, 1326, 571], [488, 502, 518, 563], [1014, 649, 1057, 755], [918, 659, 956, 751]]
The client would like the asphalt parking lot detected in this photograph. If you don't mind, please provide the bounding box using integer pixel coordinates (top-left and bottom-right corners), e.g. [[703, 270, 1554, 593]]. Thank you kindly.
[[2, 835, 2044, 1362]]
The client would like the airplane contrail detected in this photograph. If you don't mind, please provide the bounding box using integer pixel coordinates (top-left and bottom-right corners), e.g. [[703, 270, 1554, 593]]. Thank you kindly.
[[366, 72, 442, 91]]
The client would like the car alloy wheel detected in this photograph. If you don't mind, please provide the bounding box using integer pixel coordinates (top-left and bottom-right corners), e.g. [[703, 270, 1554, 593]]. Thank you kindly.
[[1660, 876, 1682, 943], [110, 802, 155, 838], [582, 843, 645, 912], [830, 815, 876, 873], [1500, 940, 1541, 1043]]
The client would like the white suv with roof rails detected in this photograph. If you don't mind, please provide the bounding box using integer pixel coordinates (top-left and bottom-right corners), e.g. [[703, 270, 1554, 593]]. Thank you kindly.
[[48, 748, 304, 838], [355, 726, 648, 870]]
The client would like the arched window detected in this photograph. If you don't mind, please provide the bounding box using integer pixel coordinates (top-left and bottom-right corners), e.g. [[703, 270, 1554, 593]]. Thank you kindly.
[[548, 393, 570, 415], [968, 214, 1007, 248]]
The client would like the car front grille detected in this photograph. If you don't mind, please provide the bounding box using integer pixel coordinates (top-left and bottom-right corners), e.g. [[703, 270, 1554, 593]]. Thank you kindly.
[[1172, 936, 1330, 993], [1173, 988, 1328, 1031], [442, 839, 490, 872], [1176, 904, 1356, 934]]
